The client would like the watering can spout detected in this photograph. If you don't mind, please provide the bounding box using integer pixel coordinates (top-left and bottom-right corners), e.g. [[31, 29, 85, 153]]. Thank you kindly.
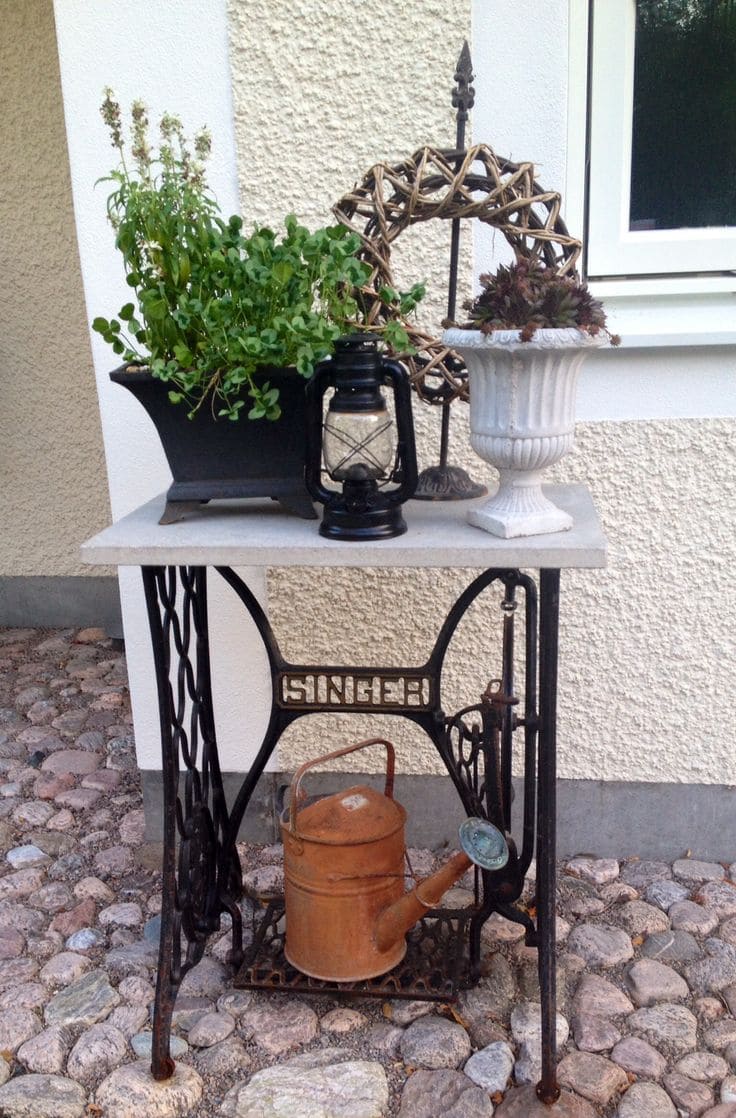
[[374, 817, 510, 954], [374, 849, 472, 952]]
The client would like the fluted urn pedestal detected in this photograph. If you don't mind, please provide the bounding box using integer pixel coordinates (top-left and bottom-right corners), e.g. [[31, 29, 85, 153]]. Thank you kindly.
[[443, 328, 606, 538]]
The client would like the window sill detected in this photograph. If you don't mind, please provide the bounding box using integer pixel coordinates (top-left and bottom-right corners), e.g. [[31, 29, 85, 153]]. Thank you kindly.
[[589, 285, 736, 350]]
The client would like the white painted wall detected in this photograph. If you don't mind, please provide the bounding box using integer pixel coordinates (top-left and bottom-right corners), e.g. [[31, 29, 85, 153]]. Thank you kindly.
[[54, 0, 272, 771], [472, 0, 736, 423], [54, 0, 735, 789]]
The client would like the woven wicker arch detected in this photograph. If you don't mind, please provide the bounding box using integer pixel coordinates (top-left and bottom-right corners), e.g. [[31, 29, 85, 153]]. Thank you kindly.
[[334, 143, 583, 404]]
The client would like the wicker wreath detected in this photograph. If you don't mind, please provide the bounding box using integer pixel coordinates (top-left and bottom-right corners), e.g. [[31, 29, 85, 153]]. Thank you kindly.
[[334, 143, 582, 404]]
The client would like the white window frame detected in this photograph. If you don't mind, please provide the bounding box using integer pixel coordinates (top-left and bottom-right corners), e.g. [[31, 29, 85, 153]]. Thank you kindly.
[[586, 0, 736, 279], [566, 0, 736, 343]]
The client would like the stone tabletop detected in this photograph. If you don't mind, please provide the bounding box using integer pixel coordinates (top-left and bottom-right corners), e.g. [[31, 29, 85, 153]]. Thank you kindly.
[[80, 484, 607, 569]]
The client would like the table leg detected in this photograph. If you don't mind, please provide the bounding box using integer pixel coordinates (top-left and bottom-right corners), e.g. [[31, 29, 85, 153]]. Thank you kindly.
[[142, 566, 233, 1080], [536, 568, 561, 1105]]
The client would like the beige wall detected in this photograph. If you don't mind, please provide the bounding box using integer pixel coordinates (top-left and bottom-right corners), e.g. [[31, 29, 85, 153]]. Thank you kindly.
[[226, 0, 736, 789], [268, 416, 736, 785], [0, 0, 109, 577]]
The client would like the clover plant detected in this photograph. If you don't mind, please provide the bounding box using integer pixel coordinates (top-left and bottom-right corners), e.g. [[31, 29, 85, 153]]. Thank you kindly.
[[93, 92, 425, 420]]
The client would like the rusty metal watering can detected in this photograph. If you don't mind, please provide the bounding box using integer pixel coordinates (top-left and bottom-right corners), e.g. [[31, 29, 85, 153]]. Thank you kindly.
[[280, 738, 509, 982]]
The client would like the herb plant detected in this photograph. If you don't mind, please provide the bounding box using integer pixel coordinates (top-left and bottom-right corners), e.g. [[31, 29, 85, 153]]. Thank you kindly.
[[93, 92, 424, 420], [459, 259, 620, 345]]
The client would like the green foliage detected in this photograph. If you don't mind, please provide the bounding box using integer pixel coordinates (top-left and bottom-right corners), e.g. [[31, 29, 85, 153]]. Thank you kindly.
[[93, 92, 424, 420], [460, 259, 620, 344]]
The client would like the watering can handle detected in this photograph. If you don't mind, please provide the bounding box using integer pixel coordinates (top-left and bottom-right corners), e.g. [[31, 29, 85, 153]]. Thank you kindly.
[[288, 738, 396, 838]]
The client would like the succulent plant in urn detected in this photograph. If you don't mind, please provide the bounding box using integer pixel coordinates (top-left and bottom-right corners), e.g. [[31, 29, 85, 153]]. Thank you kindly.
[[443, 260, 620, 538]]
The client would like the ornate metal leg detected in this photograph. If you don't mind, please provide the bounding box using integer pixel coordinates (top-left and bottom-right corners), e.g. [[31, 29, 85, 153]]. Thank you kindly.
[[536, 569, 561, 1105], [142, 566, 235, 1081]]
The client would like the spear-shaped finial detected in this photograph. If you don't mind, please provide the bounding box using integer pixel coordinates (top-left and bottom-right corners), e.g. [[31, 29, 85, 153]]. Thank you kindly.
[[451, 40, 475, 125]]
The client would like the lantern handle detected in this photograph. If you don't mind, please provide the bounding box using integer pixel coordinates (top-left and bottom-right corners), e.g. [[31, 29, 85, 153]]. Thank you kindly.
[[379, 357, 418, 503], [288, 737, 396, 838], [305, 360, 336, 505]]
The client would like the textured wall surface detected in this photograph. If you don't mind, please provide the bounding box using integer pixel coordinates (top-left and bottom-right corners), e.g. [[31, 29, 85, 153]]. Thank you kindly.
[[227, 0, 474, 432], [227, 2, 735, 789], [0, 0, 110, 577], [268, 417, 736, 785]]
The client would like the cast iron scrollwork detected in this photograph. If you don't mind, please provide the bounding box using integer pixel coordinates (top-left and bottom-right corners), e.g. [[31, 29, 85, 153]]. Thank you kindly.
[[143, 565, 235, 1078]]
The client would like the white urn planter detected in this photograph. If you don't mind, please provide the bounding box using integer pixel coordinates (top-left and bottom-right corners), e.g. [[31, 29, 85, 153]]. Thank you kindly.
[[443, 327, 606, 538]]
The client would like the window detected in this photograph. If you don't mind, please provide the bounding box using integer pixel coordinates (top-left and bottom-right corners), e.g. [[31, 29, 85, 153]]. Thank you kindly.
[[586, 0, 736, 279]]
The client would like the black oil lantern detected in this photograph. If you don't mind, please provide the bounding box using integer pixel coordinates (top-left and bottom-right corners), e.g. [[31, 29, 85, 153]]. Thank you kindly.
[[306, 335, 418, 540]]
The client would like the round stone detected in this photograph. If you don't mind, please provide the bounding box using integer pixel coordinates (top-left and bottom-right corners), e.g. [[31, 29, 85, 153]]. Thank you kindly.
[[130, 1032, 189, 1059], [663, 1070, 714, 1115], [99, 902, 143, 928], [0, 926, 25, 960], [195, 1035, 251, 1076], [67, 1022, 128, 1087], [96, 1060, 203, 1118], [511, 1001, 570, 1047], [220, 1059, 388, 1118], [686, 955, 736, 996], [400, 1015, 471, 1070], [673, 859, 725, 884], [0, 1073, 86, 1118], [0, 1008, 42, 1053], [705, 1020, 736, 1051], [178, 957, 228, 999], [39, 952, 91, 988], [611, 1035, 667, 1079], [572, 1012, 622, 1052], [464, 1040, 515, 1093], [616, 1082, 677, 1117], [621, 860, 672, 890], [40, 750, 100, 775], [645, 880, 690, 910], [216, 991, 253, 1018], [16, 1024, 72, 1074], [642, 929, 701, 963], [320, 1007, 367, 1034], [44, 968, 120, 1028], [365, 1022, 403, 1057], [558, 1051, 629, 1106], [66, 928, 105, 952], [6, 845, 50, 869], [512, 1003, 571, 1086], [670, 900, 719, 935], [240, 1000, 319, 1056], [187, 1011, 235, 1048], [565, 856, 620, 885], [676, 1051, 730, 1081], [458, 954, 516, 1041], [572, 973, 634, 1018], [481, 911, 526, 945], [695, 882, 736, 919], [567, 924, 634, 967], [495, 1085, 597, 1117], [628, 1003, 698, 1058], [625, 959, 690, 1006], [617, 901, 671, 936]]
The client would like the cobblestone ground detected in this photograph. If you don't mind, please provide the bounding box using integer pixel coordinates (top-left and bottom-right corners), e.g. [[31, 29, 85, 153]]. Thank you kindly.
[[1, 627, 736, 1117]]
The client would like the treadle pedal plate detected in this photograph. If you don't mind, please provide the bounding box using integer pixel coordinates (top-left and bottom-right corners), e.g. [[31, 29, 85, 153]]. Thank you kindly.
[[233, 898, 474, 1001]]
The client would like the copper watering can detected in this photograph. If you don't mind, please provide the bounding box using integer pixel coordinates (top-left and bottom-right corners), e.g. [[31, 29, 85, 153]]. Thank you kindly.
[[280, 738, 509, 982]]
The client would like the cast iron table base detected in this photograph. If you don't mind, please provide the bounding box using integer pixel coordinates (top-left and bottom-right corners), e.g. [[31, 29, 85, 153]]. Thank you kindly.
[[141, 561, 562, 1104]]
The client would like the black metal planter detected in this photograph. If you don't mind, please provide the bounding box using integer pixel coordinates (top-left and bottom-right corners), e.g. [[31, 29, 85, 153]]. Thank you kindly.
[[110, 365, 316, 523]]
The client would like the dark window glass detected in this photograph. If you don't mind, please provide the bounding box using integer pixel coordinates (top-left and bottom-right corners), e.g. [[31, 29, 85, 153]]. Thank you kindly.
[[630, 0, 736, 230]]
